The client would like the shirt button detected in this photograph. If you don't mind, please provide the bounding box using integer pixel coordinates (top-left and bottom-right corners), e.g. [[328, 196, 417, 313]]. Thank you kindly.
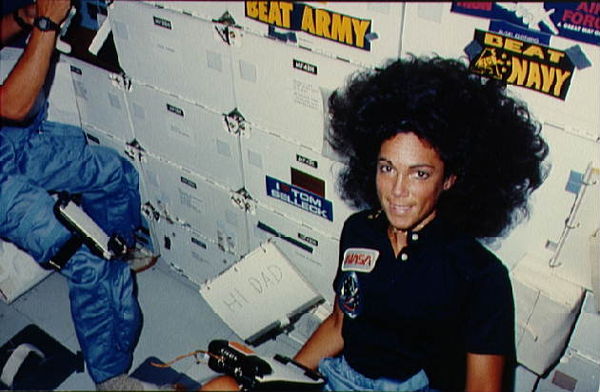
[[400, 253, 408, 261], [411, 233, 419, 241]]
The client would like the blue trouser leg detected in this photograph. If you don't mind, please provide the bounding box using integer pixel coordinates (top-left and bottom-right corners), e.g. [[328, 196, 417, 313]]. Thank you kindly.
[[0, 115, 142, 383], [318, 356, 430, 392], [22, 120, 141, 246], [60, 246, 141, 383]]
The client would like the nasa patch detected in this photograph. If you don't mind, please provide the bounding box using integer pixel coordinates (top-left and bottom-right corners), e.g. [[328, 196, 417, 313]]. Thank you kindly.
[[341, 248, 379, 273]]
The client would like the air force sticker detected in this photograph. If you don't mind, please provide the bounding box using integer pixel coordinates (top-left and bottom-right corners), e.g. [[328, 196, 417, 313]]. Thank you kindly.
[[341, 248, 379, 273]]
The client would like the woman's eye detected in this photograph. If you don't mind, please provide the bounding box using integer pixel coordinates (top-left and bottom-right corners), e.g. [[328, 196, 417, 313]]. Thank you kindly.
[[378, 164, 392, 173], [415, 170, 430, 179]]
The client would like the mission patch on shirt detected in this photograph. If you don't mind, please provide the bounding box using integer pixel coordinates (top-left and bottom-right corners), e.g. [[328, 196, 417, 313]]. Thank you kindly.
[[341, 248, 379, 273]]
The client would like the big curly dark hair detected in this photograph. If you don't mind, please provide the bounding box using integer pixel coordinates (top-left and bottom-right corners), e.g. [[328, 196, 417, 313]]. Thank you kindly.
[[328, 55, 549, 239]]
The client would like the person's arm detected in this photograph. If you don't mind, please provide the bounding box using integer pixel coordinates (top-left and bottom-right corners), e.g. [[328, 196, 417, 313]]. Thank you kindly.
[[465, 353, 505, 392], [0, 0, 70, 121], [0, 5, 34, 45], [200, 303, 344, 391], [293, 301, 345, 370]]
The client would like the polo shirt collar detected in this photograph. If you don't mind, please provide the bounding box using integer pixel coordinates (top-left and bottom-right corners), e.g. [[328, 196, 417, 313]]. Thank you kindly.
[[368, 209, 452, 249]]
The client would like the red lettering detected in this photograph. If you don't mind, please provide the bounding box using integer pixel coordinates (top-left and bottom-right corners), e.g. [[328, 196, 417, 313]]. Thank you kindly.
[[583, 14, 595, 27], [576, 2, 589, 13], [576, 2, 600, 15], [456, 2, 492, 11], [563, 8, 600, 28], [563, 9, 582, 24], [344, 253, 372, 266]]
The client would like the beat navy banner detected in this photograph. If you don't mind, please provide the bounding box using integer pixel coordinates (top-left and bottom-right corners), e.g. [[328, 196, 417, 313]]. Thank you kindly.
[[451, 2, 600, 46], [469, 29, 575, 100]]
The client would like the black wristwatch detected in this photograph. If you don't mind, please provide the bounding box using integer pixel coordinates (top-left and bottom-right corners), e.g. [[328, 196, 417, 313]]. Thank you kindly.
[[33, 16, 61, 32], [13, 10, 32, 32]]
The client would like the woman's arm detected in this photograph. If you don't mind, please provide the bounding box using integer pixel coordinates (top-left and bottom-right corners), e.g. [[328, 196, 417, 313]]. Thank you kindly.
[[200, 303, 344, 391], [465, 353, 505, 392], [293, 301, 345, 370]]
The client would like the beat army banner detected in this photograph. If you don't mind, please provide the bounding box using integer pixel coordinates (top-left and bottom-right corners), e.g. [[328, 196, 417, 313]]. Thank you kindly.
[[245, 1, 373, 51]]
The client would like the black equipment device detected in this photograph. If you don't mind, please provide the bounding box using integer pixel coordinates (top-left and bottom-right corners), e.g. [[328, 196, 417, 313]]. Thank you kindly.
[[207, 340, 326, 391], [45, 192, 127, 271]]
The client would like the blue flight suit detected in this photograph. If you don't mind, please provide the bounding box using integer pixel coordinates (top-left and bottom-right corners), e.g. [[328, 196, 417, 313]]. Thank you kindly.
[[0, 104, 142, 383]]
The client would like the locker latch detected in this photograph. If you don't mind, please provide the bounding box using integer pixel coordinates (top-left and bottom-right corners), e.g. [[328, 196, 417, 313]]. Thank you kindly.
[[109, 71, 132, 92], [231, 188, 256, 215], [213, 12, 241, 46], [224, 108, 248, 136]]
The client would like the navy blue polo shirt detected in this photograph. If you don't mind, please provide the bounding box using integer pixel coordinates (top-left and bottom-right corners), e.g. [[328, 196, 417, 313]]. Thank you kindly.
[[334, 210, 515, 390]]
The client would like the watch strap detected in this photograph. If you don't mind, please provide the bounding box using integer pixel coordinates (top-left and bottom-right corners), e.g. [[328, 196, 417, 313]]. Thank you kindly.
[[34, 16, 61, 32]]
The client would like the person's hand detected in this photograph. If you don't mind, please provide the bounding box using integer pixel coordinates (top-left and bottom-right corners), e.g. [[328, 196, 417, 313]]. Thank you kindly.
[[36, 0, 71, 25], [16, 4, 36, 26]]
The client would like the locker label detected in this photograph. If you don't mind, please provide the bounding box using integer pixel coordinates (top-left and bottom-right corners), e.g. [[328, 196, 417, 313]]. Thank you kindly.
[[266, 176, 333, 221], [153, 16, 172, 30]]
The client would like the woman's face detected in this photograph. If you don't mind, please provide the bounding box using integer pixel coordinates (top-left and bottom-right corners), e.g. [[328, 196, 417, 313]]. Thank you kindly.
[[376, 132, 455, 232]]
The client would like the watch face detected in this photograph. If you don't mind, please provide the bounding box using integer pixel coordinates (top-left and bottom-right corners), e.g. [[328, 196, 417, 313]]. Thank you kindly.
[[38, 18, 49, 30], [35, 17, 58, 31]]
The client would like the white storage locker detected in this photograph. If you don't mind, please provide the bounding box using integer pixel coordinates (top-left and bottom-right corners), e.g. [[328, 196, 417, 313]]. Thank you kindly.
[[247, 203, 340, 305], [108, 1, 236, 112], [140, 153, 250, 257], [241, 126, 358, 238], [151, 217, 238, 287], [145, 1, 233, 22], [126, 82, 244, 190], [231, 30, 364, 153], [64, 56, 135, 141], [0, 241, 51, 304], [495, 123, 599, 288]]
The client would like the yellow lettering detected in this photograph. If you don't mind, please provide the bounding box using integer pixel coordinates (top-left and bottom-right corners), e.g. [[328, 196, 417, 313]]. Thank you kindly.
[[315, 9, 331, 38], [525, 62, 541, 89], [507, 57, 528, 85], [547, 49, 566, 64], [484, 32, 504, 48], [279, 2, 293, 28], [246, 1, 259, 18], [504, 38, 523, 53], [352, 18, 370, 48], [553, 69, 571, 97], [540, 64, 555, 93], [330, 14, 353, 45], [268, 2, 282, 26], [301, 6, 315, 34], [523, 45, 545, 60], [258, 1, 269, 22]]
